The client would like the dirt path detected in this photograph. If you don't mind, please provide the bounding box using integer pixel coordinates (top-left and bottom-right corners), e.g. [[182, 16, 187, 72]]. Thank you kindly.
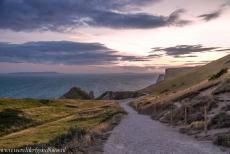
[[103, 99, 228, 154]]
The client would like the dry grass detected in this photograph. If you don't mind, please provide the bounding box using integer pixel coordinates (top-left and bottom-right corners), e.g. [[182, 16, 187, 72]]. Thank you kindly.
[[0, 98, 124, 148], [131, 68, 230, 109], [140, 54, 230, 96]]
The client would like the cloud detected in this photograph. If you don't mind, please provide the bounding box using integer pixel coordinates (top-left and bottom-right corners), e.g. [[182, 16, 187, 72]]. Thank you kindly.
[[88, 8, 190, 29], [222, 0, 230, 7], [213, 48, 230, 52], [182, 61, 210, 66], [151, 45, 226, 57], [119, 66, 158, 72], [0, 0, 190, 32], [198, 9, 223, 21], [173, 55, 198, 58], [0, 41, 151, 65], [147, 54, 164, 58]]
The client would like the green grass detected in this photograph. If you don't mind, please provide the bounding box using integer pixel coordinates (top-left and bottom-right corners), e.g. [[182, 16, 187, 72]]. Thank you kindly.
[[0, 98, 123, 148], [133, 54, 230, 109], [141, 54, 230, 96]]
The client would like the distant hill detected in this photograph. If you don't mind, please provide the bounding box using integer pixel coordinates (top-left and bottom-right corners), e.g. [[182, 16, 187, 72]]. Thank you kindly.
[[60, 87, 93, 100], [7, 72, 61, 75]]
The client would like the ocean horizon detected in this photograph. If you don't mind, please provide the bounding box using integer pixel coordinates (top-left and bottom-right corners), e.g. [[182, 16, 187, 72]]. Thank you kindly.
[[0, 73, 159, 99]]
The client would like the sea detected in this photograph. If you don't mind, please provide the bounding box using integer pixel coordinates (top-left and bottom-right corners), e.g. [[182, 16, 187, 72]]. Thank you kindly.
[[0, 73, 159, 99]]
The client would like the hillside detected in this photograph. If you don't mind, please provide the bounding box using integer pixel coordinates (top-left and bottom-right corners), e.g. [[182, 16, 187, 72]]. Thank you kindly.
[[164, 67, 194, 79], [0, 98, 125, 152], [132, 54, 230, 147], [140, 54, 230, 96], [60, 87, 94, 99]]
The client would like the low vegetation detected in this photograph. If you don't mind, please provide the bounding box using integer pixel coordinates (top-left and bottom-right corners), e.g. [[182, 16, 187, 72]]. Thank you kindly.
[[214, 132, 230, 147], [209, 68, 228, 81], [213, 78, 230, 94], [209, 112, 230, 129], [131, 54, 230, 147], [0, 98, 125, 150], [139, 54, 230, 96]]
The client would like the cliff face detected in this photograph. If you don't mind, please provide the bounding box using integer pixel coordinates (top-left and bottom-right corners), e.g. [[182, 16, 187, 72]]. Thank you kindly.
[[156, 74, 165, 82], [60, 87, 93, 100]]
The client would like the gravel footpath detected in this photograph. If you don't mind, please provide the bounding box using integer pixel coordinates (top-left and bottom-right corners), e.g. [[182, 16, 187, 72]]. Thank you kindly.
[[103, 99, 229, 154]]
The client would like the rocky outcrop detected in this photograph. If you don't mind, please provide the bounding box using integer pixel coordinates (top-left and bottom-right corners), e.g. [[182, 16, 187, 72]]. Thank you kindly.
[[156, 74, 165, 82], [97, 91, 145, 100], [60, 87, 94, 100]]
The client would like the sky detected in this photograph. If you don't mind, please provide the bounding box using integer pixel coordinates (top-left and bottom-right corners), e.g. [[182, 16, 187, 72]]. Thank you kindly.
[[0, 0, 230, 73]]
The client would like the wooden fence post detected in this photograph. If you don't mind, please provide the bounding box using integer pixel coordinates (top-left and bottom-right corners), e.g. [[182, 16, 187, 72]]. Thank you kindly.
[[184, 105, 187, 125], [170, 104, 173, 127], [204, 105, 208, 134]]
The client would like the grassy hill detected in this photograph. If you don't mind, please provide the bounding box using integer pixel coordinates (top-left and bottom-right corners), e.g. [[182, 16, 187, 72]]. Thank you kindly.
[[140, 54, 230, 96], [132, 54, 230, 147], [0, 98, 125, 151], [164, 67, 194, 79]]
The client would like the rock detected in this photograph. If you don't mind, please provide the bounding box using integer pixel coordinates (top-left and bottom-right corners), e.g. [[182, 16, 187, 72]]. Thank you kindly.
[[97, 91, 145, 100], [156, 74, 165, 82], [60, 87, 92, 100]]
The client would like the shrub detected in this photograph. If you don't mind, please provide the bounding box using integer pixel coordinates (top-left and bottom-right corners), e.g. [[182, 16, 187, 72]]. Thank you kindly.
[[209, 112, 230, 129], [49, 127, 86, 148], [221, 105, 230, 111], [213, 79, 230, 94], [190, 121, 204, 130], [214, 132, 230, 147], [209, 68, 228, 81], [0, 109, 34, 135], [39, 99, 49, 104]]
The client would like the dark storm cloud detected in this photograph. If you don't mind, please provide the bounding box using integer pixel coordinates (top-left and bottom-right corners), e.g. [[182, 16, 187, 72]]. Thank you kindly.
[[198, 9, 223, 21], [0, 41, 151, 65], [151, 45, 224, 57], [88, 9, 190, 29], [0, 0, 190, 32]]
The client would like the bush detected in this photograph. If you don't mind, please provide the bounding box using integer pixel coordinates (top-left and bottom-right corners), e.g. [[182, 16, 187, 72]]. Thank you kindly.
[[190, 121, 204, 130], [209, 68, 228, 80], [49, 127, 86, 148], [39, 99, 49, 104], [214, 132, 230, 147], [209, 112, 230, 129], [0, 109, 34, 135], [213, 79, 230, 94]]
